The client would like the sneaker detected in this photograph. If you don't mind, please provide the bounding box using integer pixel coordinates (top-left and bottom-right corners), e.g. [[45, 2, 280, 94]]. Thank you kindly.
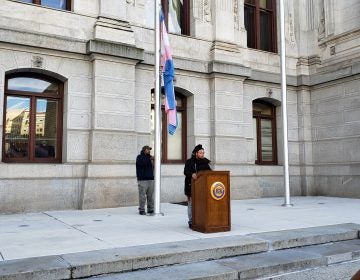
[[147, 210, 154, 214], [188, 223, 192, 229], [139, 210, 146, 215]]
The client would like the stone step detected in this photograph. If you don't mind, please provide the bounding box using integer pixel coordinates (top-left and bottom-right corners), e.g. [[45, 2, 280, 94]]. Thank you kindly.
[[0, 223, 359, 280], [86, 240, 360, 280]]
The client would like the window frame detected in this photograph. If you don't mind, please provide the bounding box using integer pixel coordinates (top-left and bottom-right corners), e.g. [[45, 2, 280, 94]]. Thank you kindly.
[[161, 0, 190, 36], [244, 0, 277, 53], [19, 0, 71, 11], [253, 100, 277, 165], [3, 73, 64, 163], [151, 90, 187, 164]]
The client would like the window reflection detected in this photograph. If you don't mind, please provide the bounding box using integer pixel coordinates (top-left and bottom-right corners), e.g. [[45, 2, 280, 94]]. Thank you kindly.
[[35, 99, 57, 158], [168, 0, 182, 34], [167, 111, 182, 160], [253, 118, 257, 161], [4, 74, 62, 163], [8, 77, 58, 94], [41, 0, 66, 9], [261, 119, 272, 161], [4, 96, 30, 158]]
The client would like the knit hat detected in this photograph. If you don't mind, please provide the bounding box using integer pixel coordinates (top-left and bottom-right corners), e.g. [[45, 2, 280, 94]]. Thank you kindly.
[[192, 144, 204, 155], [142, 145, 152, 152]]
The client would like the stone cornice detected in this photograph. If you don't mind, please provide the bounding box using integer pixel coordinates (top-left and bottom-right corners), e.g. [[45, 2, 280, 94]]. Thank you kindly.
[[250, 61, 360, 87], [143, 50, 360, 86], [319, 28, 360, 47], [0, 27, 87, 54], [208, 60, 251, 77], [86, 40, 144, 62], [95, 17, 133, 32], [143, 51, 250, 77]]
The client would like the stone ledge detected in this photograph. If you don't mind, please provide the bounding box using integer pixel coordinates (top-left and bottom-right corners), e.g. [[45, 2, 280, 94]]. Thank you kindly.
[[62, 235, 268, 278], [209, 61, 251, 77], [86, 40, 144, 62], [0, 256, 70, 280], [250, 223, 360, 250], [0, 27, 87, 54]]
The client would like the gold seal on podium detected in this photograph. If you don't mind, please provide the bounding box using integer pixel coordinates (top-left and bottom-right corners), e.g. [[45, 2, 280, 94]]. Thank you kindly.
[[210, 181, 226, 200]]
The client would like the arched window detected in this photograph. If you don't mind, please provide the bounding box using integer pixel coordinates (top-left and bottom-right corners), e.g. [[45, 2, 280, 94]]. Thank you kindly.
[[3, 73, 63, 163], [18, 0, 71, 10], [162, 0, 190, 35], [151, 91, 187, 163], [253, 100, 277, 165]]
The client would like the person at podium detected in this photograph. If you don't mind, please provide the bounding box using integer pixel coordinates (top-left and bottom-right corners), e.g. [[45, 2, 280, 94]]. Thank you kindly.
[[184, 144, 211, 228]]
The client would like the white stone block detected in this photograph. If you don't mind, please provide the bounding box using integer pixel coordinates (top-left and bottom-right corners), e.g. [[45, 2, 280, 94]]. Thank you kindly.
[[68, 112, 91, 129], [92, 132, 136, 161], [68, 94, 92, 111], [67, 132, 89, 162]]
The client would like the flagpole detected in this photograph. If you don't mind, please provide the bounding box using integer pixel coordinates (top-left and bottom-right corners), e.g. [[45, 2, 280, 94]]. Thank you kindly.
[[279, 0, 292, 207], [154, 0, 163, 215]]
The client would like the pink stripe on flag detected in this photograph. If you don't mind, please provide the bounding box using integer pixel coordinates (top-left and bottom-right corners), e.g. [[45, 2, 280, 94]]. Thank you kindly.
[[160, 11, 177, 135]]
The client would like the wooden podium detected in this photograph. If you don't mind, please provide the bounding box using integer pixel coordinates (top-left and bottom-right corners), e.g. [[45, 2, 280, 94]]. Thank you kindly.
[[191, 170, 230, 233]]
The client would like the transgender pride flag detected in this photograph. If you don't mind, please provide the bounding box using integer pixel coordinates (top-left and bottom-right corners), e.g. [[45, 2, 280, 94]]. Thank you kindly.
[[160, 12, 177, 135]]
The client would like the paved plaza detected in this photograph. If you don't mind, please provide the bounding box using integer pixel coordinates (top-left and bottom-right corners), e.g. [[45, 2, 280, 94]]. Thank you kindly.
[[1, 196, 360, 261]]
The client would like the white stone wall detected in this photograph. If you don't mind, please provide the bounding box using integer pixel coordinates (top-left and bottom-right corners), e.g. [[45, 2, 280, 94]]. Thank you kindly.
[[311, 77, 360, 198]]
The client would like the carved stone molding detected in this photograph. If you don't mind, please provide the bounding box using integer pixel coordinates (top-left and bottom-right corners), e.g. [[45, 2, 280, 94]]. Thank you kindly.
[[318, 0, 325, 40], [286, 0, 297, 48], [95, 17, 133, 32], [234, 0, 239, 30], [306, 0, 315, 30], [32, 56, 44, 68], [87, 40, 144, 61], [94, 16, 135, 45], [204, 0, 211, 22], [297, 55, 321, 67], [210, 41, 241, 54], [218, 0, 233, 12]]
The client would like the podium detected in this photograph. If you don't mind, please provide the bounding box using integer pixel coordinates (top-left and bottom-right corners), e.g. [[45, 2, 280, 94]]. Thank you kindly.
[[191, 170, 230, 233]]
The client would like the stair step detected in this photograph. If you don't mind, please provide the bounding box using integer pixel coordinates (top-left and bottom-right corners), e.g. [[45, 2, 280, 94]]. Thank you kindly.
[[88, 240, 360, 280]]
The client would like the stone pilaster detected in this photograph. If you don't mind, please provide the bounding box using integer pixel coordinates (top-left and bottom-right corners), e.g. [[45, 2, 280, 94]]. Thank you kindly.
[[209, 73, 251, 164], [80, 40, 144, 210], [211, 0, 235, 43], [297, 87, 315, 195]]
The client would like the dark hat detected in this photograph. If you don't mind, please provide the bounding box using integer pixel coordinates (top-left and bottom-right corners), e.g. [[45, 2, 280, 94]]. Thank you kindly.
[[192, 144, 204, 155], [142, 145, 152, 151]]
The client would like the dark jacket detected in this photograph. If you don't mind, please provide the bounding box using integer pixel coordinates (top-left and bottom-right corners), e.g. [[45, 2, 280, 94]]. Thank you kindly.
[[136, 151, 154, 181], [184, 155, 211, 197]]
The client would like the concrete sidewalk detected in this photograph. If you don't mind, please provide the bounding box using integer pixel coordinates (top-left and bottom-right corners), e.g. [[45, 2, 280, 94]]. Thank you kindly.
[[1, 196, 360, 262]]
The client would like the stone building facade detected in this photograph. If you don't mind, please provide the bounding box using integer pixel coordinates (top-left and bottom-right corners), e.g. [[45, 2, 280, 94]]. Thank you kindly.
[[0, 0, 359, 213]]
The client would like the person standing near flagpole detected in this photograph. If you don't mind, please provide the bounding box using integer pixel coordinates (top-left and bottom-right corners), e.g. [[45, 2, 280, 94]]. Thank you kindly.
[[136, 145, 155, 215], [184, 144, 211, 228]]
